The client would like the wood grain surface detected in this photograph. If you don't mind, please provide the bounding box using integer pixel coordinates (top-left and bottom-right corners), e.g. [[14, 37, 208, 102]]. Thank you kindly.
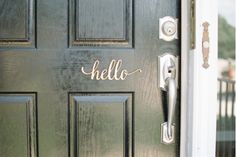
[[0, 0, 180, 156]]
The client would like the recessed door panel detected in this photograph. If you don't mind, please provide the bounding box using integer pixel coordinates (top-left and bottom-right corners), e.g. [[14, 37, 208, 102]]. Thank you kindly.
[[0, 93, 37, 157], [0, 0, 35, 47], [69, 93, 133, 157], [69, 0, 133, 48]]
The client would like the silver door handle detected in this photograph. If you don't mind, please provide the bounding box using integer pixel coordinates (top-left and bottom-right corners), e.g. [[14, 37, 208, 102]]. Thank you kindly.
[[158, 53, 178, 144], [166, 77, 177, 139]]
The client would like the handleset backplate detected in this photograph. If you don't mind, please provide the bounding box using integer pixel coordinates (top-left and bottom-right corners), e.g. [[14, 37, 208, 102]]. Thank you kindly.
[[161, 122, 175, 144], [158, 53, 179, 91]]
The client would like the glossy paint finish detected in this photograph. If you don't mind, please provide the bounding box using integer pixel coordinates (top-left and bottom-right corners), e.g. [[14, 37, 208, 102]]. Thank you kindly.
[[0, 0, 180, 156]]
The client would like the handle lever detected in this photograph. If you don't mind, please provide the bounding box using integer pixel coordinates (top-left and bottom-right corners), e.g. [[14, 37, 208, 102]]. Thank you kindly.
[[166, 77, 177, 139]]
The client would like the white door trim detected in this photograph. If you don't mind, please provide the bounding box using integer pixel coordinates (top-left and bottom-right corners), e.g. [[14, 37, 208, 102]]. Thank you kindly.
[[180, 0, 218, 156]]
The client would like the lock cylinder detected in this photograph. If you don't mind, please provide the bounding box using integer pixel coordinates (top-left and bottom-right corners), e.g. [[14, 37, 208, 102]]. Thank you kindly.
[[159, 16, 178, 41]]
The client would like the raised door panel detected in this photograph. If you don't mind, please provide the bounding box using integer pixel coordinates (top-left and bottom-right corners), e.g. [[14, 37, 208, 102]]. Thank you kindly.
[[0, 93, 37, 157], [0, 0, 35, 48], [69, 93, 133, 157], [69, 0, 133, 48]]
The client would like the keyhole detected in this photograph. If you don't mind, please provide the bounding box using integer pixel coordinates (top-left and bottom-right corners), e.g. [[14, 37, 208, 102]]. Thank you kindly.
[[163, 21, 176, 36]]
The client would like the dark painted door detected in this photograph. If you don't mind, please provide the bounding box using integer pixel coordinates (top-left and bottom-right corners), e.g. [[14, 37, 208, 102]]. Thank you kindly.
[[0, 0, 180, 157]]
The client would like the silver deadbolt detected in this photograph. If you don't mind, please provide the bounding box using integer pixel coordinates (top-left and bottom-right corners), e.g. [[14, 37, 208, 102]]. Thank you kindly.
[[159, 16, 178, 41], [162, 21, 176, 36]]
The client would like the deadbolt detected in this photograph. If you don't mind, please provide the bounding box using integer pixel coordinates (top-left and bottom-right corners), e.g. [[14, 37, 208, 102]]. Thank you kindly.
[[162, 21, 176, 36], [159, 16, 178, 41]]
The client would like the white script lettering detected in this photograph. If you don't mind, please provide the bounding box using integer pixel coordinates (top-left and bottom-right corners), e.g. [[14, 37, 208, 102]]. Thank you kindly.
[[81, 59, 142, 80]]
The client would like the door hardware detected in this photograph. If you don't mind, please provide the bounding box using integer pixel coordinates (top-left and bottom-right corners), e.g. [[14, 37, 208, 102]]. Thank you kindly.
[[159, 16, 178, 41], [202, 22, 210, 69], [190, 0, 196, 49], [158, 53, 178, 144], [158, 54, 178, 90]]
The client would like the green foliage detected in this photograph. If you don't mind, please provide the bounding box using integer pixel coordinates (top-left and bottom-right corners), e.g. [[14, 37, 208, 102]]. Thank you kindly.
[[218, 15, 235, 59]]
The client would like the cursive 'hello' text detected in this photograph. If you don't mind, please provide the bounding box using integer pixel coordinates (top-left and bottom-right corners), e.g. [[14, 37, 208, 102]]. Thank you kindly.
[[81, 59, 142, 80]]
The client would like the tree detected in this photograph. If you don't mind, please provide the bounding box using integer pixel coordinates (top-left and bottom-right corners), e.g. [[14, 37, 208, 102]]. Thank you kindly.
[[218, 15, 235, 59]]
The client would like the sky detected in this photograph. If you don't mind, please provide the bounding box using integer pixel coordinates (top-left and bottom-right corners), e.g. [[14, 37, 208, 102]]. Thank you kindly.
[[218, 0, 235, 26]]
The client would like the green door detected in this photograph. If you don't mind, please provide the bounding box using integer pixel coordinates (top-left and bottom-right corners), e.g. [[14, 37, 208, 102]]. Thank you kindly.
[[0, 0, 180, 156]]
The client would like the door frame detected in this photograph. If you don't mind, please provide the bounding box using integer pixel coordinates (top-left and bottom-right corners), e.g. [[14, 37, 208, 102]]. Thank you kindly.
[[180, 0, 218, 156]]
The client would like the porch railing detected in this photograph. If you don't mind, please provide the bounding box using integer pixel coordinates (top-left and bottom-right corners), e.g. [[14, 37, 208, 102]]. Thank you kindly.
[[216, 78, 235, 157]]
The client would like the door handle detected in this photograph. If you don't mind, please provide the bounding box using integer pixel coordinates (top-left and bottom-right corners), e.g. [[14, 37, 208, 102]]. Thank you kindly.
[[166, 77, 177, 139], [158, 53, 178, 144]]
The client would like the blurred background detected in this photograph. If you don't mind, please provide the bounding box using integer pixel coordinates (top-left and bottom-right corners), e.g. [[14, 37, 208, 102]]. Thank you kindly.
[[216, 0, 235, 156]]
